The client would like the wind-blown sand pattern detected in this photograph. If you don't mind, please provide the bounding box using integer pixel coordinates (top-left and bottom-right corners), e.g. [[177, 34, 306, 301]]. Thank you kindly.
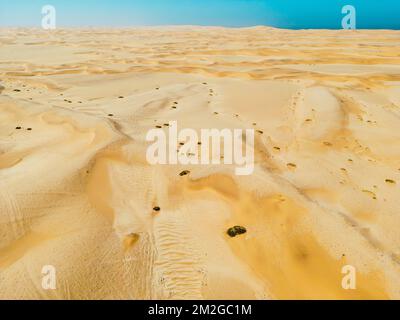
[[1, 27, 400, 299]]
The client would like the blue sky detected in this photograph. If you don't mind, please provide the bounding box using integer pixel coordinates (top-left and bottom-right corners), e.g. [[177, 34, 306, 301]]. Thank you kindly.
[[0, 0, 399, 29]]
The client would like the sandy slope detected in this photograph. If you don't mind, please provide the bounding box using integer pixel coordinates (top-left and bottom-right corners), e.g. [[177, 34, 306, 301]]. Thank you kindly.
[[1, 27, 400, 299]]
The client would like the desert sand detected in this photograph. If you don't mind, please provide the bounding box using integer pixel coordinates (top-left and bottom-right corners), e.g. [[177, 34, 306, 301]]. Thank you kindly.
[[1, 27, 400, 299]]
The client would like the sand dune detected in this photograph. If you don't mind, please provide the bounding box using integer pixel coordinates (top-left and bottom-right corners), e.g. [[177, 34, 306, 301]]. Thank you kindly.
[[1, 27, 400, 299]]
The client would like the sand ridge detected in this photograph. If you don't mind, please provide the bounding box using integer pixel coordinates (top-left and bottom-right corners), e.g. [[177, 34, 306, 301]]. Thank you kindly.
[[1, 27, 400, 299]]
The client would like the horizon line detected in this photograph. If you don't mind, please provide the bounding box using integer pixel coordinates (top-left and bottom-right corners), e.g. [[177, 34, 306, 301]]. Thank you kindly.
[[1, 24, 400, 31]]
